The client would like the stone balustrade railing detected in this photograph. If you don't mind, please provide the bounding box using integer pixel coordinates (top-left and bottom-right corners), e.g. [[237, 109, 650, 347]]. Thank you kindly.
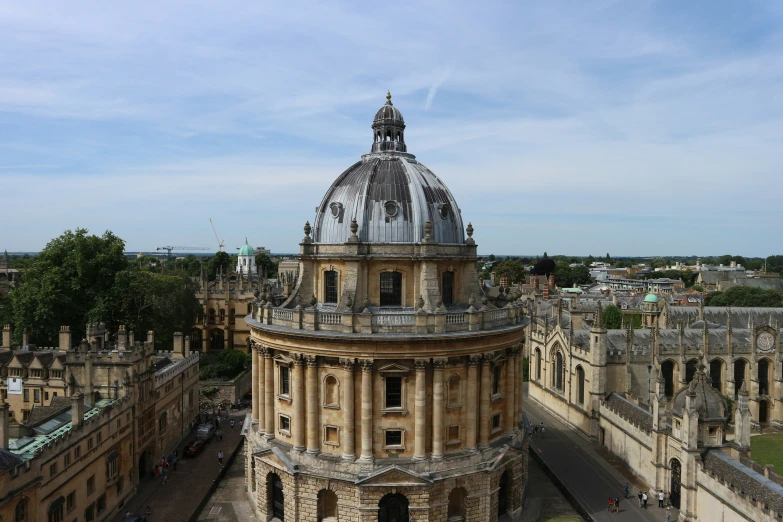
[[249, 302, 527, 335]]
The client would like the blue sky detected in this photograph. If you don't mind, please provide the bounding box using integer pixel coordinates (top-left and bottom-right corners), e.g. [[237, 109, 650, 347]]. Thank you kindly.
[[2, 1, 782, 256]]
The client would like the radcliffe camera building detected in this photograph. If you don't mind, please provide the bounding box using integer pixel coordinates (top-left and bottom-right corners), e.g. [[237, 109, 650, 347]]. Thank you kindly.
[[245, 94, 529, 522]]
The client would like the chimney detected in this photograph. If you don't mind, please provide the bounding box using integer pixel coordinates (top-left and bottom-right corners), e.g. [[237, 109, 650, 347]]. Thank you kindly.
[[59, 326, 72, 351], [2, 325, 11, 348], [22, 328, 29, 347], [71, 392, 85, 428], [128, 330, 135, 346], [548, 274, 555, 290], [173, 332, 184, 359], [84, 354, 93, 402], [117, 325, 127, 350], [146, 331, 155, 349], [184, 335, 191, 357]]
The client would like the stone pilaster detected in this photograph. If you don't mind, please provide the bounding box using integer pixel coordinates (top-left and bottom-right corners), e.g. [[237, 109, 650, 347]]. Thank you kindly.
[[479, 353, 491, 449], [360, 359, 374, 461], [516, 346, 524, 427], [432, 358, 445, 459], [466, 355, 480, 451], [505, 350, 516, 435], [252, 344, 260, 424], [305, 355, 319, 454], [341, 359, 355, 460], [414, 359, 427, 460], [293, 354, 306, 452], [263, 348, 274, 438]]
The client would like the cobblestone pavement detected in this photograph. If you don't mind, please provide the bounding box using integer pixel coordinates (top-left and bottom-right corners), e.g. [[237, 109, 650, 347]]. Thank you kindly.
[[117, 410, 248, 522], [521, 457, 581, 522], [197, 443, 257, 522], [524, 385, 680, 522]]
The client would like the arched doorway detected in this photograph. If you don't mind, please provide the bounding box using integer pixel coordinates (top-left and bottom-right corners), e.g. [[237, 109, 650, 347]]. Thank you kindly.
[[378, 493, 408, 522], [685, 359, 698, 383], [317, 489, 338, 521], [709, 359, 723, 392], [661, 361, 675, 398], [734, 360, 747, 398], [498, 470, 510, 517], [210, 329, 224, 351], [447, 487, 467, 521], [268, 473, 284, 520], [670, 459, 681, 509], [758, 359, 770, 395], [191, 329, 203, 352], [759, 400, 769, 424]]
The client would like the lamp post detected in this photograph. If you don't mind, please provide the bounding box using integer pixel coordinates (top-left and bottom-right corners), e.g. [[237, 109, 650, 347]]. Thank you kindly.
[[647, 364, 653, 407]]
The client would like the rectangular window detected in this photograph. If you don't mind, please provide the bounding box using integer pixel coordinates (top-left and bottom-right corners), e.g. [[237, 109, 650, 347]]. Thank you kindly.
[[34, 389, 40, 403], [447, 425, 461, 444], [380, 272, 402, 307], [384, 430, 403, 448], [442, 271, 454, 306], [324, 270, 338, 304], [63, 451, 71, 467], [279, 415, 291, 434], [96, 494, 106, 514], [23, 389, 29, 402], [324, 425, 339, 445], [385, 377, 402, 408], [85, 503, 95, 522], [492, 365, 501, 396], [87, 437, 94, 451], [45, 391, 49, 401], [96, 430, 102, 444], [67, 491, 76, 512], [107, 455, 118, 480], [492, 413, 502, 432], [75, 445, 81, 459], [280, 366, 290, 396], [87, 475, 95, 494], [50, 462, 58, 477]]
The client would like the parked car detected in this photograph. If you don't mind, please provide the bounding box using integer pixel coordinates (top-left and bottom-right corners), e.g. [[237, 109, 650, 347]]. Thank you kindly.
[[196, 423, 216, 442], [184, 439, 206, 457]]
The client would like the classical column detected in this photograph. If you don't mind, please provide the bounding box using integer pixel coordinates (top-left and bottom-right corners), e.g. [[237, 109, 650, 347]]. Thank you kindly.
[[466, 355, 480, 451], [479, 353, 491, 449], [413, 359, 427, 460], [306, 355, 319, 454], [432, 358, 445, 459], [359, 359, 374, 462], [252, 344, 260, 424], [293, 354, 306, 452], [341, 359, 355, 461], [516, 346, 524, 427], [263, 348, 274, 439], [505, 350, 515, 435]]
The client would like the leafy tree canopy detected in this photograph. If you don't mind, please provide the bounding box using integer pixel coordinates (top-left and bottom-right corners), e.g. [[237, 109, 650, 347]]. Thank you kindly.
[[487, 254, 496, 262], [206, 251, 232, 280], [255, 253, 279, 278], [493, 259, 526, 284], [704, 287, 783, 307], [199, 349, 252, 380], [554, 261, 572, 288], [531, 257, 556, 276], [603, 304, 623, 329], [571, 265, 592, 285]]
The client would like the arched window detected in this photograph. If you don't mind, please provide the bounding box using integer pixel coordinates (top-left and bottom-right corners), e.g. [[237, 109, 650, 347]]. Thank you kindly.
[[317, 489, 338, 521], [447, 487, 467, 520], [447, 374, 461, 406], [442, 271, 454, 306], [709, 359, 723, 392], [15, 498, 28, 522], [576, 366, 585, 404], [324, 270, 338, 304], [734, 359, 747, 398], [267, 473, 284, 519], [498, 470, 510, 517], [379, 493, 409, 522], [324, 375, 339, 407], [685, 359, 698, 383], [535, 349, 542, 381], [380, 272, 402, 307], [661, 361, 675, 398], [759, 359, 770, 395], [48, 497, 64, 522], [553, 352, 564, 391]]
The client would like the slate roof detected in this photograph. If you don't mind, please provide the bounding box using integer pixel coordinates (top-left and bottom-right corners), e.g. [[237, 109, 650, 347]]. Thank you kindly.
[[671, 366, 727, 420], [669, 307, 783, 329], [603, 392, 652, 432], [0, 448, 24, 471], [26, 395, 72, 427], [702, 450, 783, 513]]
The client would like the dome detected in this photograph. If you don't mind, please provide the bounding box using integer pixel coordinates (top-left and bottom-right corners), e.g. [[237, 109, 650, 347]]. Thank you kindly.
[[671, 364, 728, 420], [312, 94, 465, 245], [644, 293, 659, 303], [239, 242, 254, 256]]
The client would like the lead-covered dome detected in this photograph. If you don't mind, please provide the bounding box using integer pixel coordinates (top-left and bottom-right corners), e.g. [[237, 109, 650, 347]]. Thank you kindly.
[[671, 363, 728, 421], [312, 93, 465, 245]]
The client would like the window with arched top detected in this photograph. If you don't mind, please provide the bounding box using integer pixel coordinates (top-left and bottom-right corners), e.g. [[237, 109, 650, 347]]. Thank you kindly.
[[685, 359, 698, 383], [447, 487, 467, 520], [324, 270, 338, 304], [317, 489, 338, 520], [208, 309, 216, 323], [380, 272, 402, 307], [759, 358, 770, 395], [553, 352, 564, 391], [535, 349, 542, 381], [576, 366, 585, 404], [447, 374, 461, 406], [15, 498, 28, 522], [442, 271, 454, 306], [323, 375, 339, 408], [48, 496, 64, 522], [219, 309, 225, 322]]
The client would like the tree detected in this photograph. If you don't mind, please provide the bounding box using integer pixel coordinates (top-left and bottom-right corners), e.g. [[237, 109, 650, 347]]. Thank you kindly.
[[705, 287, 783, 307], [604, 305, 623, 329], [554, 261, 572, 288], [12, 229, 128, 346], [531, 257, 556, 276], [255, 253, 279, 278], [488, 254, 496, 262], [206, 251, 232, 280], [493, 260, 526, 284], [571, 265, 591, 285]]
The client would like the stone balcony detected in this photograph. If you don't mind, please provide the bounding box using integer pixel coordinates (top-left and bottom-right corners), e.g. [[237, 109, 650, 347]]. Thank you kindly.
[[247, 301, 528, 336]]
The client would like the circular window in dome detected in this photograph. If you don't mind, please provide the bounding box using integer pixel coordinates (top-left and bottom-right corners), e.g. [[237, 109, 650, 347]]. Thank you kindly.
[[384, 201, 398, 217], [329, 202, 342, 218], [439, 204, 451, 219]]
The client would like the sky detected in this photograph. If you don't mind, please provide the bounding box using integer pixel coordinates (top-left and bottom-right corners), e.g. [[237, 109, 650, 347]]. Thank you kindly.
[[1, 0, 782, 257]]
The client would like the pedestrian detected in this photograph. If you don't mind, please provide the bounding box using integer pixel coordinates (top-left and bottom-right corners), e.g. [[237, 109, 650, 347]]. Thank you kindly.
[[614, 497, 619, 513], [637, 491, 642, 507], [666, 507, 671, 522], [667, 491, 672, 507], [658, 490, 664, 508], [624, 482, 629, 498], [608, 497, 613, 512], [533, 426, 538, 437], [642, 492, 648, 509], [218, 449, 224, 466], [125, 511, 131, 517], [162, 466, 169, 484], [540, 421, 545, 437], [230, 419, 235, 431]]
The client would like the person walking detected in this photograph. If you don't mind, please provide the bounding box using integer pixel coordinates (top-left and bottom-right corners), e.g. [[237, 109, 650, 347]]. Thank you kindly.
[[614, 497, 620, 513], [230, 419, 235, 431], [658, 490, 664, 508], [637, 491, 643, 508], [624, 483, 629, 498], [607, 497, 613, 512], [540, 421, 545, 438], [218, 449, 224, 466], [666, 507, 671, 522], [642, 491, 648, 509], [161, 466, 169, 484]]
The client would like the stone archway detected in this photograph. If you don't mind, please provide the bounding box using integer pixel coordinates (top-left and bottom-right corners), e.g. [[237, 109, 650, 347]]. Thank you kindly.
[[670, 459, 681, 509], [760, 400, 770, 424], [267, 473, 284, 520], [498, 470, 510, 518], [378, 493, 408, 522], [661, 360, 676, 398], [210, 329, 224, 351]]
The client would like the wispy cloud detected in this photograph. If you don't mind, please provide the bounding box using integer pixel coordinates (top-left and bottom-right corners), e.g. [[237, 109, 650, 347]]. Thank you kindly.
[[425, 67, 452, 111]]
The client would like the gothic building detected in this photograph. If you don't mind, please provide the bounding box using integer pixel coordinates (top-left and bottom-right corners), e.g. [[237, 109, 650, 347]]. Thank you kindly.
[[244, 94, 529, 522]]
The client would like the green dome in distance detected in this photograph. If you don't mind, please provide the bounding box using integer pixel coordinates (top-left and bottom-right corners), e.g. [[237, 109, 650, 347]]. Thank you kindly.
[[239, 240, 254, 256], [644, 293, 659, 303]]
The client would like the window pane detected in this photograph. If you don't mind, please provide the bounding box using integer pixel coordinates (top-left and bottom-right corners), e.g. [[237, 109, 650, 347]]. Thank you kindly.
[[380, 272, 402, 307], [442, 271, 454, 305], [385, 430, 402, 446], [386, 377, 402, 408], [281, 367, 290, 395], [324, 271, 338, 303]]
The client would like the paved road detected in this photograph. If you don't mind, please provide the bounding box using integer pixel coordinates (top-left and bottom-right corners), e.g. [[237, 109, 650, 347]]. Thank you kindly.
[[524, 389, 679, 522], [197, 443, 257, 521]]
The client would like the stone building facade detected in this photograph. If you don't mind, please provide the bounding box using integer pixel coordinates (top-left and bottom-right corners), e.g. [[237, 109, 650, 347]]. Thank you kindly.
[[0, 322, 199, 521], [244, 94, 529, 522]]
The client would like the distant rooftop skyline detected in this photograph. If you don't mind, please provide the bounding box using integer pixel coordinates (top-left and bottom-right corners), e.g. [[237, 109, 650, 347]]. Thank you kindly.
[[2, 1, 782, 256]]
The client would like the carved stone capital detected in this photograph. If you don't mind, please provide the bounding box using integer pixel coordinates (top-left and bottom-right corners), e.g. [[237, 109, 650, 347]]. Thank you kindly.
[[432, 358, 446, 370], [482, 353, 493, 365], [508, 346, 520, 357], [359, 359, 374, 372], [340, 358, 355, 371], [305, 355, 317, 368], [468, 355, 481, 367], [261, 346, 271, 358], [414, 359, 428, 371], [293, 353, 306, 366]]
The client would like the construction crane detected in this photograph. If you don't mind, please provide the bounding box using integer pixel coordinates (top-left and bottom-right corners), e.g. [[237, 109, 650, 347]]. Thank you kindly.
[[210, 218, 225, 251], [155, 246, 209, 265]]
